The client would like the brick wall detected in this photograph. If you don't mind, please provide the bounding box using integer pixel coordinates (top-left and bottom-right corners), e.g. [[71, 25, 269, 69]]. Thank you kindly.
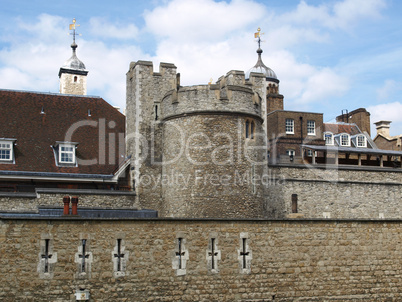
[[1, 218, 401, 301]]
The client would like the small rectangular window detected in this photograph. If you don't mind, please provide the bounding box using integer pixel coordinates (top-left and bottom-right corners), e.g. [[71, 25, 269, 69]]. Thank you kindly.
[[0, 143, 12, 161], [55, 142, 77, 165], [286, 149, 295, 157], [307, 120, 315, 135], [285, 119, 294, 134], [60, 145, 74, 163], [0, 140, 15, 162]]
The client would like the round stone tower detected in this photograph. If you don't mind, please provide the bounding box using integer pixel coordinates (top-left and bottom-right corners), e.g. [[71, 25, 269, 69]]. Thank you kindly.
[[159, 71, 266, 218]]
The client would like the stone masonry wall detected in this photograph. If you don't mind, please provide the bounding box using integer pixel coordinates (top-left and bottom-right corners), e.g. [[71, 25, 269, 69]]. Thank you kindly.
[[126, 61, 177, 213], [161, 114, 265, 218], [60, 73, 87, 95], [0, 191, 136, 212], [265, 166, 402, 219], [0, 218, 401, 301]]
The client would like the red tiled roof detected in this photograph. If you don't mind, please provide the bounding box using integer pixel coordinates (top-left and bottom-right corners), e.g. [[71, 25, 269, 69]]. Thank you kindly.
[[0, 89, 125, 175], [324, 123, 361, 136]]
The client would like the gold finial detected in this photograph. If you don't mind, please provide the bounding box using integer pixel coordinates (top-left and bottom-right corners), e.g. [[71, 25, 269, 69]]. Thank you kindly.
[[254, 27, 261, 38], [208, 78, 213, 85], [69, 18, 81, 44], [69, 18, 80, 30], [254, 27, 264, 49]]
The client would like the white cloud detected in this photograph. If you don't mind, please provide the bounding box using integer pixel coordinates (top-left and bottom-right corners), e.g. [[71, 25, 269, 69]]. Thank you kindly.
[[144, 0, 267, 42], [368, 102, 402, 123], [368, 102, 402, 136], [332, 0, 386, 29], [89, 18, 139, 40], [266, 51, 349, 106], [376, 79, 401, 102], [281, 0, 386, 30]]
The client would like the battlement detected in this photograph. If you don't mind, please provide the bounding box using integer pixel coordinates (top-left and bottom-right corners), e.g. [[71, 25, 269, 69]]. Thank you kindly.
[[127, 60, 177, 76], [160, 71, 262, 121]]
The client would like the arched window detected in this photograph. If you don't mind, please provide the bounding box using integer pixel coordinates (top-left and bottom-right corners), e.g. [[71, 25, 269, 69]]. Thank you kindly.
[[357, 135, 367, 147], [74, 76, 78, 83], [250, 121, 255, 139], [340, 133, 350, 146], [324, 132, 334, 145]]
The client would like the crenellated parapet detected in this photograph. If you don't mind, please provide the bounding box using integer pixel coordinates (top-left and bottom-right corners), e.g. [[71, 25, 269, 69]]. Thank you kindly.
[[161, 70, 263, 122]]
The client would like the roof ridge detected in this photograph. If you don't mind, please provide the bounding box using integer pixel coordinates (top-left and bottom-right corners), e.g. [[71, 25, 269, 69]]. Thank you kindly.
[[0, 88, 101, 99]]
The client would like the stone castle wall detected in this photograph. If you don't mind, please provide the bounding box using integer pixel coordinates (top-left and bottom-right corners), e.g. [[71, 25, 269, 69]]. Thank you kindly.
[[161, 114, 265, 218], [125, 61, 177, 212], [0, 190, 136, 212], [126, 63, 271, 218], [161, 73, 261, 119], [1, 217, 401, 301], [265, 165, 402, 219]]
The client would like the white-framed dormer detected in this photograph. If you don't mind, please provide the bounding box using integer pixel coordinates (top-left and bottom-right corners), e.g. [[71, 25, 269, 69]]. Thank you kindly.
[[324, 132, 334, 146], [353, 134, 367, 148], [54, 141, 78, 166], [339, 133, 351, 147], [0, 138, 16, 163]]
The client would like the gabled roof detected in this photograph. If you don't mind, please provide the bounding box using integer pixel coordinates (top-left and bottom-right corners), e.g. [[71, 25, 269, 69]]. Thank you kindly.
[[0, 89, 125, 178]]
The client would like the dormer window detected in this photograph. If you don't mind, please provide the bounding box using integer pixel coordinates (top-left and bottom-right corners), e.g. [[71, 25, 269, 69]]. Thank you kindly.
[[340, 133, 350, 146], [324, 132, 334, 145], [0, 139, 15, 162], [60, 145, 75, 163], [356, 135, 367, 147], [54, 142, 78, 166]]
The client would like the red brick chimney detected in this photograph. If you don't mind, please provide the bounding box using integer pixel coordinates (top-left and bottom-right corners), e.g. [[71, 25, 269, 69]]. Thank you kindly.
[[71, 197, 78, 215], [63, 196, 71, 215]]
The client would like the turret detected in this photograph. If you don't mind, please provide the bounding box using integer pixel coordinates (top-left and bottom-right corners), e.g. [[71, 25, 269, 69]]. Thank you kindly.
[[58, 19, 88, 95]]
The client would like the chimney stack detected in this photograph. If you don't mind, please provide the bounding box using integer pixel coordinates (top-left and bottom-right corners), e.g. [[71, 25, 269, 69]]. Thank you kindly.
[[374, 121, 391, 138], [71, 196, 79, 215], [63, 196, 71, 215]]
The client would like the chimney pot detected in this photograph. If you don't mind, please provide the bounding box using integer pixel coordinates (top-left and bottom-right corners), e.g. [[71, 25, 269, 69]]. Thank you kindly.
[[71, 196, 79, 215], [63, 196, 71, 215]]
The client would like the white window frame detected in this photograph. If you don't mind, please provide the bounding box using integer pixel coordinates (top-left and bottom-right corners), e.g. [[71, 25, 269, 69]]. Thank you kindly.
[[340, 133, 351, 146], [285, 119, 294, 134], [356, 135, 367, 148], [0, 141, 13, 161], [59, 144, 75, 164], [324, 132, 334, 145], [306, 149, 317, 157], [307, 120, 316, 135], [286, 149, 295, 157], [55, 142, 78, 165]]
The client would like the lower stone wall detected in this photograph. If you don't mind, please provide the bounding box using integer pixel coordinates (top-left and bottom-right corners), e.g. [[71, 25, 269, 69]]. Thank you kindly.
[[0, 190, 137, 212], [266, 165, 402, 219], [0, 218, 401, 301]]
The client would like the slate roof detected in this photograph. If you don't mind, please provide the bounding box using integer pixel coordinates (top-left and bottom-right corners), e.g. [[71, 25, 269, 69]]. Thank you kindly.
[[324, 123, 361, 135], [0, 89, 125, 176]]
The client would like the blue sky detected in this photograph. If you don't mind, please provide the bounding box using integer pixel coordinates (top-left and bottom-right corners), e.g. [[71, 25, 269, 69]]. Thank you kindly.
[[1, 0, 402, 136]]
